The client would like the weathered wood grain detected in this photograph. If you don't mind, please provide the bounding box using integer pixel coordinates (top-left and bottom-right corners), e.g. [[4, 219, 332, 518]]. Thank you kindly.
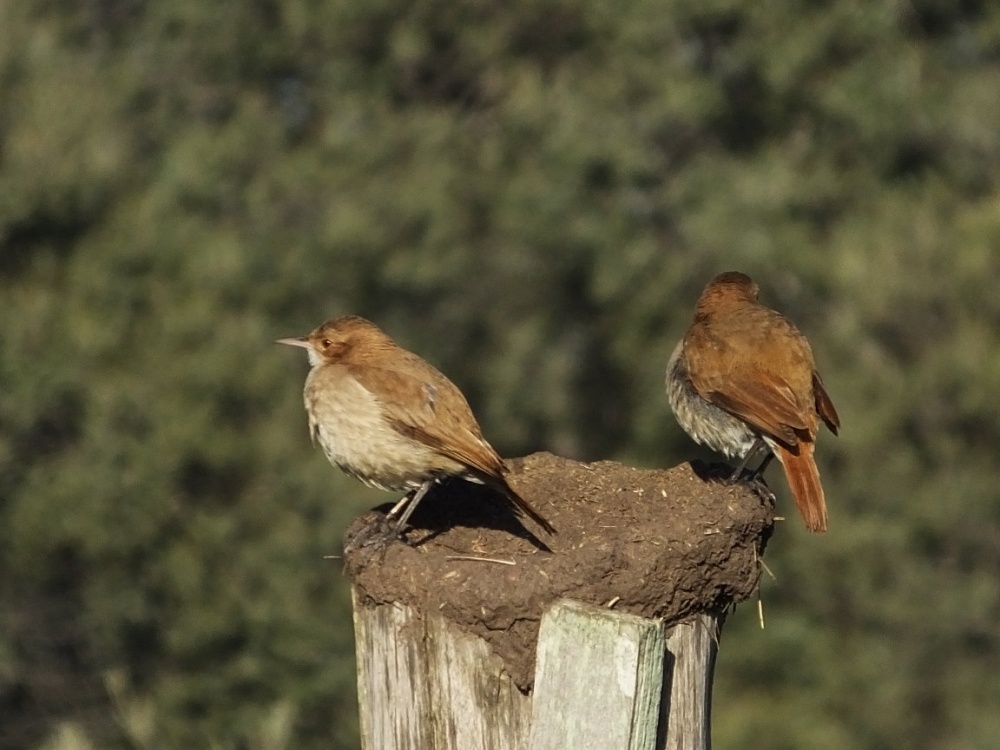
[[353, 589, 532, 750], [659, 612, 720, 750], [530, 599, 666, 750]]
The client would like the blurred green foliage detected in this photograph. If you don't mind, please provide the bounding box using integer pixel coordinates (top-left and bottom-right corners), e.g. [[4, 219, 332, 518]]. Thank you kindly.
[[2, 0, 1000, 747]]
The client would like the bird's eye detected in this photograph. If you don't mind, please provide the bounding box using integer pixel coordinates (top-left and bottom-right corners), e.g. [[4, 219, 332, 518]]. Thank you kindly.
[[322, 339, 332, 349]]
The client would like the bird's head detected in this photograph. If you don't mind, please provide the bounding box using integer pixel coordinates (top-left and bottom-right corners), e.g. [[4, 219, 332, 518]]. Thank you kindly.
[[276, 315, 392, 366], [693, 271, 760, 319]]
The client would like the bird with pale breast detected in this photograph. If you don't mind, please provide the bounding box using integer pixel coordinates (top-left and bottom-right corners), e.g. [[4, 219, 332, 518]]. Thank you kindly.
[[277, 315, 555, 542], [666, 272, 840, 532]]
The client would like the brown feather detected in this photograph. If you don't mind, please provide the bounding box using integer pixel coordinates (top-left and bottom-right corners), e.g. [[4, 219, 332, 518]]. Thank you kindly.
[[683, 305, 819, 443], [812, 371, 840, 435], [346, 363, 501, 475], [773, 441, 827, 533], [705, 383, 807, 448], [380, 409, 556, 535]]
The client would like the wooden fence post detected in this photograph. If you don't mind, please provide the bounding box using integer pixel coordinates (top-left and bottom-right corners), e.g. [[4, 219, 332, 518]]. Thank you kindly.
[[345, 453, 771, 750], [529, 599, 665, 750], [352, 592, 533, 750], [660, 613, 720, 750]]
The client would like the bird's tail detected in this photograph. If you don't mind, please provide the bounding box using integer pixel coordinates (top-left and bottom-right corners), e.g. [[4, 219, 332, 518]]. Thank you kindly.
[[485, 474, 557, 536], [774, 441, 828, 533]]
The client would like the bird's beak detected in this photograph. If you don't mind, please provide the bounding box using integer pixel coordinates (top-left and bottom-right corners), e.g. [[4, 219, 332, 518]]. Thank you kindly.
[[275, 336, 310, 349]]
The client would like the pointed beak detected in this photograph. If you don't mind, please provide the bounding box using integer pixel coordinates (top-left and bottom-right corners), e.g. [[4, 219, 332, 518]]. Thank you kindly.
[[275, 336, 310, 349]]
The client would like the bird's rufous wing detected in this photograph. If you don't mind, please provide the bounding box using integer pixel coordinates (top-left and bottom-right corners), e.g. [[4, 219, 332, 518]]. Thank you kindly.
[[346, 362, 506, 478], [684, 332, 815, 448], [812, 370, 840, 435], [702, 373, 809, 448]]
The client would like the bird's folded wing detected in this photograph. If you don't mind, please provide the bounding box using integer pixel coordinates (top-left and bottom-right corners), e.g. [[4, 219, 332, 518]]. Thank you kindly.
[[812, 371, 840, 435], [698, 370, 812, 448], [347, 363, 504, 477]]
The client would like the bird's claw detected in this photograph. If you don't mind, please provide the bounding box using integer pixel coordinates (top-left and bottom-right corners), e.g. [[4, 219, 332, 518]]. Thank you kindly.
[[726, 466, 775, 505], [344, 515, 400, 557], [747, 475, 776, 505]]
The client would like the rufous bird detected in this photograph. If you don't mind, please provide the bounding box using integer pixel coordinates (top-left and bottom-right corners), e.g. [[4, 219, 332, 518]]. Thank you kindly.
[[666, 272, 840, 532], [277, 315, 555, 542]]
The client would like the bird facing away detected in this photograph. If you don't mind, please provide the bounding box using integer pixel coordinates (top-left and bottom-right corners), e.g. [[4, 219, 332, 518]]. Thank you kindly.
[[276, 315, 555, 541], [666, 272, 840, 532]]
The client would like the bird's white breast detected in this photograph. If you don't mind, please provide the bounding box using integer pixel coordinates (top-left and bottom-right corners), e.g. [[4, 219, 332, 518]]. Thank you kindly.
[[303, 367, 460, 491]]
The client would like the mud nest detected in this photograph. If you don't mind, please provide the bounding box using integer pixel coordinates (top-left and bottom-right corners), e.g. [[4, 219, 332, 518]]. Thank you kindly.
[[343, 451, 774, 690]]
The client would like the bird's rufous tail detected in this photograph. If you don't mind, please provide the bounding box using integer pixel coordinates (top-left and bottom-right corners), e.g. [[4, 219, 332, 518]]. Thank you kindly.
[[774, 441, 828, 533]]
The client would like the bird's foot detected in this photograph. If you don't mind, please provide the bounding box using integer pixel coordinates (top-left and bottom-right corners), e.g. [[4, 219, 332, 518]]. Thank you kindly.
[[725, 466, 775, 505], [344, 515, 400, 557], [746, 475, 776, 505]]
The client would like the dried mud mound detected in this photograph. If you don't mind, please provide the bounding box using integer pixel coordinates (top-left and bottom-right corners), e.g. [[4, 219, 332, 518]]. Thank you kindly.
[[344, 452, 774, 690]]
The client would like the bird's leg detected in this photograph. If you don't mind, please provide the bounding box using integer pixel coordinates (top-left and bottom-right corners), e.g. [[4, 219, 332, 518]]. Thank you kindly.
[[386, 492, 413, 520], [728, 438, 772, 483], [344, 481, 437, 554], [751, 451, 774, 478], [392, 480, 434, 536], [344, 486, 422, 554], [725, 438, 777, 507]]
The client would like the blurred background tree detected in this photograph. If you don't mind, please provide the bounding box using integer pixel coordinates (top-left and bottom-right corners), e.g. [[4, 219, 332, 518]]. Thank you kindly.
[[2, 0, 999, 747]]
